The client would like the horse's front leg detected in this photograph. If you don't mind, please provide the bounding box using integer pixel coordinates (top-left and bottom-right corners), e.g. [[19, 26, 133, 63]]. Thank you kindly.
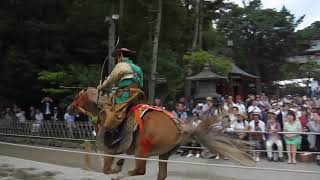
[[113, 159, 125, 173], [103, 156, 115, 174], [128, 158, 147, 176]]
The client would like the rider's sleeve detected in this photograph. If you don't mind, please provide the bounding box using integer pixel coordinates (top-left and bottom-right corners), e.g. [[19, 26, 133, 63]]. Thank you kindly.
[[102, 62, 133, 88]]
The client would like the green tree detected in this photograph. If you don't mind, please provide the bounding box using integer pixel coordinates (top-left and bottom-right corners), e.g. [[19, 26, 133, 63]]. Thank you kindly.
[[298, 60, 320, 79], [38, 64, 100, 108], [216, 0, 303, 82], [296, 21, 320, 40], [183, 50, 232, 76]]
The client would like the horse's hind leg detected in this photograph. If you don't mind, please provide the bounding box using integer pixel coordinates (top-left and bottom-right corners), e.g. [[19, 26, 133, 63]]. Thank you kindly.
[[128, 159, 146, 176], [158, 148, 177, 180]]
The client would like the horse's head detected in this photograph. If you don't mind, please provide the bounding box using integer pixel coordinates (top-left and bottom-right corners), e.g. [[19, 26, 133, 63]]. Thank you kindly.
[[67, 87, 99, 116]]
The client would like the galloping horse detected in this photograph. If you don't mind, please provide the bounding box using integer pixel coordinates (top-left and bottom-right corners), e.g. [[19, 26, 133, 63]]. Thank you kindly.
[[68, 87, 253, 180]]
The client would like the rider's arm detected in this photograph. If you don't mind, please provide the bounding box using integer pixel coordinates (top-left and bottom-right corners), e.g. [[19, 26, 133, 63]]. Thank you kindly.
[[100, 62, 133, 89]]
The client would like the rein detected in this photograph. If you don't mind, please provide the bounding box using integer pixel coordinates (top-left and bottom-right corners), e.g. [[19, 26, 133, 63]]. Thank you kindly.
[[72, 92, 98, 125]]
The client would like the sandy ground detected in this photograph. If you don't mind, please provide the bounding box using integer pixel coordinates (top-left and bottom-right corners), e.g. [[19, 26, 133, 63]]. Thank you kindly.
[[0, 143, 319, 180], [0, 155, 107, 180]]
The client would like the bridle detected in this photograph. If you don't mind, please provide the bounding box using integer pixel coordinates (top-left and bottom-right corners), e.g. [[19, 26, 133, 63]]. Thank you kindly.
[[71, 90, 90, 115], [71, 90, 99, 125]]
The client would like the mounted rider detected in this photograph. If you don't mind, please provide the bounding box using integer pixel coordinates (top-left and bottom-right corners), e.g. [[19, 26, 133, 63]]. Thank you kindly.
[[97, 48, 144, 146]]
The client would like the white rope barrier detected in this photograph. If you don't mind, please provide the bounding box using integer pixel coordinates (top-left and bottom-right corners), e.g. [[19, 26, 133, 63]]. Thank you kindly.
[[0, 132, 95, 142], [232, 130, 320, 135], [1, 132, 319, 154], [0, 141, 319, 175], [180, 145, 320, 154]]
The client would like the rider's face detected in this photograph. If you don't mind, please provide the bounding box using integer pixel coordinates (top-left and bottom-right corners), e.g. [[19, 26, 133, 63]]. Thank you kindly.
[[116, 53, 123, 63]]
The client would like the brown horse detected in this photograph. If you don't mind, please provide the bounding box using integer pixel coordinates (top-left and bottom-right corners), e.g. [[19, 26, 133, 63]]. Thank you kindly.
[[68, 87, 254, 180]]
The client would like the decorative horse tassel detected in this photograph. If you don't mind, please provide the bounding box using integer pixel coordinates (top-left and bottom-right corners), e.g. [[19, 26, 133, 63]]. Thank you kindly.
[[140, 137, 152, 155], [132, 105, 153, 155]]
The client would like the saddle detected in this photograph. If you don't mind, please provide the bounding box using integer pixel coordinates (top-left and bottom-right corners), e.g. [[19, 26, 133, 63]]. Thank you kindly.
[[100, 104, 181, 155]]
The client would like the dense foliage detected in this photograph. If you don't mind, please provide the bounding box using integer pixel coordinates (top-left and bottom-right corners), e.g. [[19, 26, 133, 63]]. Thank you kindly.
[[0, 0, 319, 107]]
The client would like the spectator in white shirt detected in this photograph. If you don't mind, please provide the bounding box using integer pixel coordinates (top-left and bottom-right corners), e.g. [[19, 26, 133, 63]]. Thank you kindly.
[[228, 107, 239, 125], [35, 109, 43, 122], [172, 102, 188, 122], [248, 100, 262, 114], [201, 97, 217, 118], [234, 95, 246, 114], [192, 103, 204, 117], [15, 108, 26, 122], [266, 109, 283, 162], [260, 95, 272, 109], [223, 96, 235, 112], [32, 109, 43, 133], [227, 113, 249, 140], [64, 112, 76, 137]]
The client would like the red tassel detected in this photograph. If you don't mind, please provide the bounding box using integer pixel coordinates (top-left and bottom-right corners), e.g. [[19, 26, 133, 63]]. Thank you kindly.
[[140, 137, 152, 155]]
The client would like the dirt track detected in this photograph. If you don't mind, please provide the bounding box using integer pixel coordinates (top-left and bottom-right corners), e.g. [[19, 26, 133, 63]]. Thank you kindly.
[[0, 143, 319, 180]]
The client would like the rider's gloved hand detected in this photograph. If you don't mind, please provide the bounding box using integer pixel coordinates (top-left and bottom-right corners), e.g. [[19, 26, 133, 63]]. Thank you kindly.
[[97, 84, 104, 91]]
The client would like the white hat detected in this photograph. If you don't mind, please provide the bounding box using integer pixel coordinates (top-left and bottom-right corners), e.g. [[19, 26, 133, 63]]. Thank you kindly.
[[267, 109, 277, 116], [197, 103, 204, 107], [206, 97, 213, 101], [289, 108, 297, 112]]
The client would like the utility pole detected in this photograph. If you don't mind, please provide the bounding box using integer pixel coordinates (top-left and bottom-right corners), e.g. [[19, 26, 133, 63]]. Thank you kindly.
[[106, 2, 120, 76], [148, 0, 162, 103], [191, 0, 200, 50], [106, 3, 116, 76]]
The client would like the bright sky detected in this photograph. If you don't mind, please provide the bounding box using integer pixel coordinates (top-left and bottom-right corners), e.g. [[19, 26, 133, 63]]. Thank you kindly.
[[228, 0, 320, 30]]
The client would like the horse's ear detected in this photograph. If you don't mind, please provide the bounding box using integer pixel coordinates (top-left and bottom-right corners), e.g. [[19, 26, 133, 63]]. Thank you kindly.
[[83, 88, 88, 92]]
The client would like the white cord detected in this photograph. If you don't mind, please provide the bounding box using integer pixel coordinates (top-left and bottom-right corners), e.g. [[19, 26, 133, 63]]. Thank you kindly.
[[0, 141, 319, 175]]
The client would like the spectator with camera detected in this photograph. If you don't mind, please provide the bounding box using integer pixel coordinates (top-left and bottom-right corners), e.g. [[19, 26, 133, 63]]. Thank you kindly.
[[249, 112, 266, 162]]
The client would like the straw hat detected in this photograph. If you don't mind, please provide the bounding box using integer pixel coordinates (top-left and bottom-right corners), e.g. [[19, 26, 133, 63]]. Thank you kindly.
[[267, 109, 277, 116], [236, 113, 247, 119]]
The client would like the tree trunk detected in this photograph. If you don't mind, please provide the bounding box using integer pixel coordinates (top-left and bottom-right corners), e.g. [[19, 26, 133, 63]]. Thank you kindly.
[[148, 0, 162, 103], [191, 0, 200, 50], [186, 0, 201, 98], [198, 0, 203, 50]]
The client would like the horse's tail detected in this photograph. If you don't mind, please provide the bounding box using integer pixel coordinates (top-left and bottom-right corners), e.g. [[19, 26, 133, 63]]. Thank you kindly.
[[186, 116, 255, 166]]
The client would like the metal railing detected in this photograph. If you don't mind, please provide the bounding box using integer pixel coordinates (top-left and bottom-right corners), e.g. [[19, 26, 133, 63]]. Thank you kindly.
[[0, 120, 95, 140]]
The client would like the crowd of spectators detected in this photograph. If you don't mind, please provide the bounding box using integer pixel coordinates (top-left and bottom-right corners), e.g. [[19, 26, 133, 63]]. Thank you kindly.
[[0, 97, 91, 122], [1, 94, 320, 165], [165, 93, 320, 165], [0, 97, 91, 133]]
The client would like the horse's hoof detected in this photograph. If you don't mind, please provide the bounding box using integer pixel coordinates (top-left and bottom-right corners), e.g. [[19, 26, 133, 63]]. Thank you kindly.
[[157, 175, 167, 180], [128, 169, 145, 176], [103, 169, 116, 175]]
